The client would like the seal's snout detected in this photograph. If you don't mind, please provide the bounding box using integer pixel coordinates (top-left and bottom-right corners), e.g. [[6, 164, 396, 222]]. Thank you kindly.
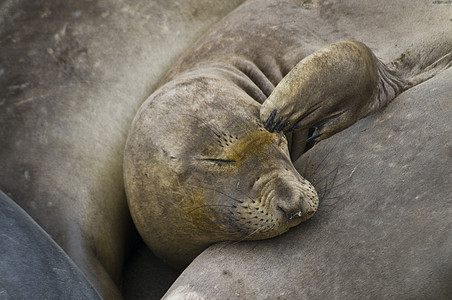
[[276, 188, 318, 228]]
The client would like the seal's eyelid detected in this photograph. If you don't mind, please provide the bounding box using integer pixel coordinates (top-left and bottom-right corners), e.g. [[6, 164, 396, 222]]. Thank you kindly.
[[200, 158, 237, 164]]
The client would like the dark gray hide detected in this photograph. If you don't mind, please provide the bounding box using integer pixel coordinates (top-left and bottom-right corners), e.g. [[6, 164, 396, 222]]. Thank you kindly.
[[0, 190, 102, 299]]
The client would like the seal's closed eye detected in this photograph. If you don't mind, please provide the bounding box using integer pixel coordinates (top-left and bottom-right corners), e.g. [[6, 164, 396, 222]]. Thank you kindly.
[[199, 158, 237, 164]]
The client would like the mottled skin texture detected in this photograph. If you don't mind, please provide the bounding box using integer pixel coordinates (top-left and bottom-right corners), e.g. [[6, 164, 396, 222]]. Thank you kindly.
[[123, 4, 407, 268], [0, 0, 246, 298]]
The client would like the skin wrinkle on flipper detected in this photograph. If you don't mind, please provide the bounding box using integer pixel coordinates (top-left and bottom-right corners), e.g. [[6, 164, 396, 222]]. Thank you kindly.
[[122, 0, 445, 269]]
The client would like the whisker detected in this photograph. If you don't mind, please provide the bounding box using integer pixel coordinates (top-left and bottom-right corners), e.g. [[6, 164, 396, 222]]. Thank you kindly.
[[215, 101, 255, 137], [188, 204, 236, 214], [189, 218, 238, 227], [182, 113, 222, 139], [188, 227, 234, 234], [230, 222, 275, 244], [198, 185, 245, 204], [320, 192, 348, 207], [310, 139, 340, 176], [234, 185, 255, 202], [237, 227, 263, 242], [317, 165, 340, 202]]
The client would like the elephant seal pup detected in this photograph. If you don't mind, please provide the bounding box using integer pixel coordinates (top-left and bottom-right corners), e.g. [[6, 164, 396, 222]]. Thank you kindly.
[[124, 69, 320, 268], [124, 36, 406, 269], [124, 1, 407, 269]]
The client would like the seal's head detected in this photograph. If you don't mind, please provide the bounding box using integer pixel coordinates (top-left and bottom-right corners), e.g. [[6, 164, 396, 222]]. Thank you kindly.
[[124, 75, 318, 268]]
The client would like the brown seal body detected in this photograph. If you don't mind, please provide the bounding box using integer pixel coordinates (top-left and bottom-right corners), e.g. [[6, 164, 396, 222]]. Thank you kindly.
[[124, 2, 406, 268]]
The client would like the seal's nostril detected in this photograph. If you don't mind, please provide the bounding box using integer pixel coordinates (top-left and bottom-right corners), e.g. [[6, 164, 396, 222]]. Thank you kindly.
[[277, 204, 303, 220]]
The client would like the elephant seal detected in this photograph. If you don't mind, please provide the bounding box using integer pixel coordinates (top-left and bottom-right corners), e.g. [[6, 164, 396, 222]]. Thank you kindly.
[[123, 7, 407, 268]]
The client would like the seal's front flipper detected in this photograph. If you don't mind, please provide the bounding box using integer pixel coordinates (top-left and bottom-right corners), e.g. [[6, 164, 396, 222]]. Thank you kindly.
[[260, 41, 408, 144]]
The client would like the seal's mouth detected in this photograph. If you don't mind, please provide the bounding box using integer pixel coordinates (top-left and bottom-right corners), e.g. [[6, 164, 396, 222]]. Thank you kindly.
[[289, 210, 303, 219], [277, 202, 311, 229], [285, 209, 305, 229]]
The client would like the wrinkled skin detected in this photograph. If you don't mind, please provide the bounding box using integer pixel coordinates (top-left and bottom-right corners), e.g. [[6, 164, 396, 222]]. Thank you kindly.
[[260, 41, 407, 143]]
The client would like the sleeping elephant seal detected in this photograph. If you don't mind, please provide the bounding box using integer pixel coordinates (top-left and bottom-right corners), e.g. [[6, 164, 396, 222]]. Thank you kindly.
[[0, 0, 245, 298], [123, 4, 409, 268]]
